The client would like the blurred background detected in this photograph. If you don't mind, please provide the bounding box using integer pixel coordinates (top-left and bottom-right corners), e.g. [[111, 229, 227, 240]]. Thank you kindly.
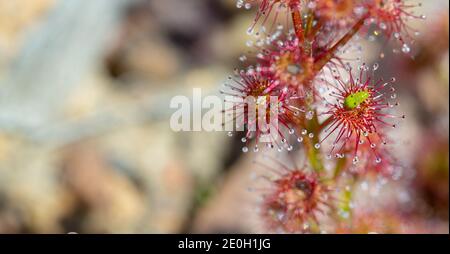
[[0, 0, 448, 233]]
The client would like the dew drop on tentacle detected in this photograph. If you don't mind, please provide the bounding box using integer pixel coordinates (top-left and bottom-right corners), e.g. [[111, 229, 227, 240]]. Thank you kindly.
[[236, 0, 244, 8], [306, 111, 314, 120], [402, 44, 411, 54], [373, 63, 379, 71]]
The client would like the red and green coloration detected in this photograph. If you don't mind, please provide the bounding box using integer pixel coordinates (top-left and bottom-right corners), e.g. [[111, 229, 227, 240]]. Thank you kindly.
[[230, 0, 423, 233], [319, 67, 403, 162]]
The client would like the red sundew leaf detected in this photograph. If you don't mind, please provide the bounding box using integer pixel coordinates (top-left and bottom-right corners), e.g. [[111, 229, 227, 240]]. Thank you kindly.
[[318, 65, 404, 165]]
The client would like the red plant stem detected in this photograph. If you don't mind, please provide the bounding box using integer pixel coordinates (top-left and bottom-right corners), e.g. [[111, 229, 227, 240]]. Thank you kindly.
[[303, 10, 315, 56], [307, 19, 323, 41], [314, 13, 370, 72], [318, 116, 334, 133], [291, 9, 305, 43]]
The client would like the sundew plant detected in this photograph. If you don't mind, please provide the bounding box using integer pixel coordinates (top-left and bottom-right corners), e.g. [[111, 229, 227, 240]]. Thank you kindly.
[[221, 0, 425, 233]]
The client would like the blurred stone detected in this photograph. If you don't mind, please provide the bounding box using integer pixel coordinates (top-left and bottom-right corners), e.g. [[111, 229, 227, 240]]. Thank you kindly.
[[191, 152, 260, 233], [61, 142, 146, 233], [413, 131, 449, 220], [97, 123, 194, 233], [0, 135, 74, 233], [209, 14, 254, 64], [106, 33, 182, 82], [0, 0, 55, 66]]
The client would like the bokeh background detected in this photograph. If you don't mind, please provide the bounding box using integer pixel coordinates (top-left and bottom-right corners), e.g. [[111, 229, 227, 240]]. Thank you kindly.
[[0, 0, 448, 233]]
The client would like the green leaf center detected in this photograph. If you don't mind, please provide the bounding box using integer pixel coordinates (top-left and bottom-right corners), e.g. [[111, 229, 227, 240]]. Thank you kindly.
[[344, 90, 370, 109]]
